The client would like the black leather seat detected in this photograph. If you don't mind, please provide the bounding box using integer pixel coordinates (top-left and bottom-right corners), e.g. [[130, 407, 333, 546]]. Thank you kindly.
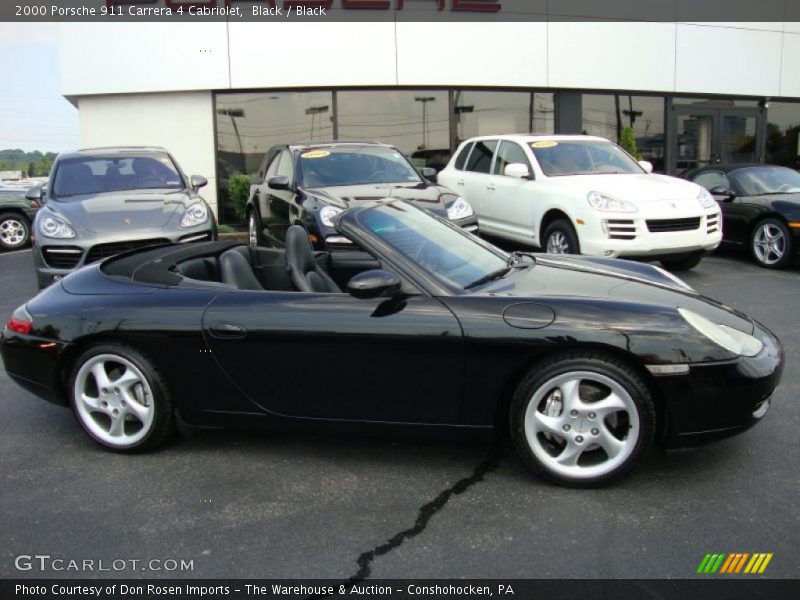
[[219, 248, 263, 291], [285, 225, 340, 293]]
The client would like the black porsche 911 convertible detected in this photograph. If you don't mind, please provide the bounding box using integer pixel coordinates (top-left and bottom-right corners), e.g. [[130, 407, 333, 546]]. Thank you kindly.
[[0, 200, 783, 487]]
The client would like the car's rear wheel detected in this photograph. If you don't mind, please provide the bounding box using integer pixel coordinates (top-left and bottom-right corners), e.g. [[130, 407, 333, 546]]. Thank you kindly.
[[750, 218, 792, 269], [68, 344, 174, 452], [510, 351, 655, 487], [248, 209, 263, 247], [660, 252, 703, 271], [543, 219, 580, 255], [0, 212, 30, 250]]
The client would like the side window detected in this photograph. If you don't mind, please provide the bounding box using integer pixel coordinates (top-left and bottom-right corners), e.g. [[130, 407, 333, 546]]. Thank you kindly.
[[257, 155, 269, 180], [276, 150, 294, 182], [265, 152, 282, 181], [454, 143, 474, 171], [493, 142, 531, 176], [465, 140, 498, 174], [694, 171, 731, 191]]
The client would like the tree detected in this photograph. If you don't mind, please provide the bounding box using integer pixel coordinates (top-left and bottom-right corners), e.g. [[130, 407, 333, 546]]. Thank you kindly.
[[619, 126, 642, 160], [227, 172, 252, 222]]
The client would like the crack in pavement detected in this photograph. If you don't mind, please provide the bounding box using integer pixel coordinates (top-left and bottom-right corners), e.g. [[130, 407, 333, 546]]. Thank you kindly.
[[344, 450, 505, 584]]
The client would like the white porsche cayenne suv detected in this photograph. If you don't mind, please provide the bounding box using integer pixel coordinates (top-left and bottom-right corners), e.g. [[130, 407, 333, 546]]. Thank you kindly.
[[438, 135, 722, 270]]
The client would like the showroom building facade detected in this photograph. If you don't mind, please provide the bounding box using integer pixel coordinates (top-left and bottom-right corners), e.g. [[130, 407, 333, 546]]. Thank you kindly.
[[59, 18, 800, 223]]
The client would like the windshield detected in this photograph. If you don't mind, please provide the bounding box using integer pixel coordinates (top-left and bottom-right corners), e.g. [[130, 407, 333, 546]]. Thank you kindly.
[[731, 166, 800, 196], [356, 202, 508, 289], [530, 140, 643, 177], [299, 146, 422, 188], [52, 153, 184, 198]]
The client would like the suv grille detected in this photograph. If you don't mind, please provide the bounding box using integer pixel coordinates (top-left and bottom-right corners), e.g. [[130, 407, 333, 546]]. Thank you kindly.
[[86, 238, 170, 264], [605, 219, 636, 240], [706, 213, 721, 234], [646, 217, 701, 233], [41, 247, 83, 270]]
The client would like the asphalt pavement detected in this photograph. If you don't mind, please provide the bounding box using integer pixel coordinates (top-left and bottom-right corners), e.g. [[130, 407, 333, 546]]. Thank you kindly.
[[0, 247, 798, 580]]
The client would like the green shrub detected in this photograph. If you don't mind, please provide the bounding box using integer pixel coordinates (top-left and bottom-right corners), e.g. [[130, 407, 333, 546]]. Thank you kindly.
[[227, 172, 251, 222], [619, 126, 642, 160], [216, 224, 235, 234]]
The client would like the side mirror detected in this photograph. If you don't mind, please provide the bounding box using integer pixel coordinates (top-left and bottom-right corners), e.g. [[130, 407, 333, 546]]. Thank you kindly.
[[708, 185, 735, 201], [638, 160, 654, 173], [25, 186, 44, 202], [421, 167, 438, 182], [190, 175, 208, 190], [504, 163, 531, 179], [347, 269, 401, 300], [268, 175, 291, 191]]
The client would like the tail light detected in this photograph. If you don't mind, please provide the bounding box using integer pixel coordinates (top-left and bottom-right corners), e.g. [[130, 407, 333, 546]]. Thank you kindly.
[[6, 305, 33, 335]]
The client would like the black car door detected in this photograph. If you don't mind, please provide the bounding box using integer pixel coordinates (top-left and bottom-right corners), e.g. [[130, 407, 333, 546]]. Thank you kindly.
[[201, 288, 465, 424], [694, 170, 747, 244], [265, 150, 297, 243]]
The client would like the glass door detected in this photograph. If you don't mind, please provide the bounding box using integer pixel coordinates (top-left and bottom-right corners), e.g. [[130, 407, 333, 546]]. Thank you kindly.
[[670, 105, 763, 174]]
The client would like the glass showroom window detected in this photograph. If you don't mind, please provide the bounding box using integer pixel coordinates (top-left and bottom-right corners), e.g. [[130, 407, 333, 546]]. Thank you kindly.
[[454, 91, 554, 146], [215, 91, 333, 222], [765, 102, 800, 170], [582, 94, 666, 172], [337, 90, 450, 172]]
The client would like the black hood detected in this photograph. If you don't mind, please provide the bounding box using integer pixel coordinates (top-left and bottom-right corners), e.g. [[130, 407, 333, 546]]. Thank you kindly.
[[303, 182, 458, 216], [473, 254, 754, 334]]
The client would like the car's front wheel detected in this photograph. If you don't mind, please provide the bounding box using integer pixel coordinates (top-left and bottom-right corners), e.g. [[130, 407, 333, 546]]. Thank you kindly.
[[543, 219, 580, 255], [510, 351, 655, 487], [751, 218, 793, 269], [0, 212, 30, 250], [68, 344, 174, 452]]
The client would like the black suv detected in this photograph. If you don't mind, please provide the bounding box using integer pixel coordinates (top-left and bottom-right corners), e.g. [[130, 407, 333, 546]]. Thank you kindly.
[[246, 142, 478, 250]]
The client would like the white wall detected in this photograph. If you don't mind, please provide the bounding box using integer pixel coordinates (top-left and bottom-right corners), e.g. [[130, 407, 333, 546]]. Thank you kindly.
[[78, 93, 219, 215], [60, 21, 800, 99]]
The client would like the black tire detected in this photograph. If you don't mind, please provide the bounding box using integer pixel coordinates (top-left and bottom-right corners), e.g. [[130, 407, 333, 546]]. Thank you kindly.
[[750, 217, 793, 269], [509, 351, 655, 488], [0, 212, 31, 250], [247, 207, 263, 247], [68, 343, 175, 453], [660, 252, 703, 271], [543, 219, 580, 255]]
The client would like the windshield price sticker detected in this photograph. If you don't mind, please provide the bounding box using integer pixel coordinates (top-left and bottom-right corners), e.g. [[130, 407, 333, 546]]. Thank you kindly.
[[301, 151, 331, 159], [531, 141, 559, 149]]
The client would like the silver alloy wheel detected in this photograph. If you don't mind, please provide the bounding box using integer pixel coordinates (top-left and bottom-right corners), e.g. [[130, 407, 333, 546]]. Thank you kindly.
[[0, 218, 27, 247], [523, 371, 640, 480], [73, 354, 155, 447], [248, 214, 258, 246], [753, 223, 785, 265], [546, 231, 570, 254]]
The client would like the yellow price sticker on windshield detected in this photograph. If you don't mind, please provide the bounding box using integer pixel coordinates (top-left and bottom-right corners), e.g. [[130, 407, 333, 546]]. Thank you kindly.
[[301, 150, 330, 159], [531, 141, 558, 149]]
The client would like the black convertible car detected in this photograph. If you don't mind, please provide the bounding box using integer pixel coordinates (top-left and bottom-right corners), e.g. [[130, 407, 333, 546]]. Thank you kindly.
[[683, 164, 800, 268], [246, 142, 478, 250], [0, 200, 783, 487]]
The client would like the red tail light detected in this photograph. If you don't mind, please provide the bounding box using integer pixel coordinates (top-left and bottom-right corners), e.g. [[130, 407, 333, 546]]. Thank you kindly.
[[6, 306, 33, 335]]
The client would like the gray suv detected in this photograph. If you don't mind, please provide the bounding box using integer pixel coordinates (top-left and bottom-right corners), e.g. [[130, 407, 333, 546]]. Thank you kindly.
[[27, 147, 217, 289]]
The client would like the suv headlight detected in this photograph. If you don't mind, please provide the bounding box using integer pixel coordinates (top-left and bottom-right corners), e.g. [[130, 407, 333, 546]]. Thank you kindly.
[[587, 191, 638, 213], [678, 308, 763, 357], [447, 197, 474, 220], [319, 206, 343, 228], [698, 188, 717, 209], [39, 215, 76, 239], [180, 203, 209, 228]]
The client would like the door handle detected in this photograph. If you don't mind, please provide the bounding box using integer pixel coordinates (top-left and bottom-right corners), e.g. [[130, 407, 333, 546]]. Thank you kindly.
[[487, 185, 496, 191], [456, 179, 465, 186], [209, 322, 247, 339]]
